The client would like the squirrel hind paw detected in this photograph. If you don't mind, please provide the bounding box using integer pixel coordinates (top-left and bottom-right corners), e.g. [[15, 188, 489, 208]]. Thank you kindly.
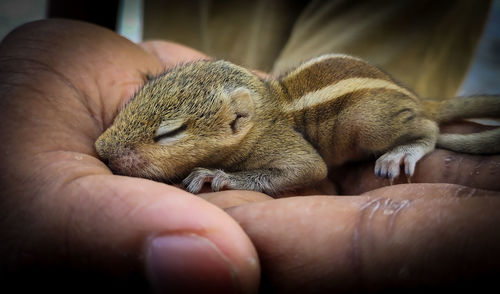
[[375, 143, 431, 181]]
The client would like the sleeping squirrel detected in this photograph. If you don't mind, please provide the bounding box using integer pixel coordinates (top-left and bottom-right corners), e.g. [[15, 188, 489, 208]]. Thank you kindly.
[[95, 54, 500, 195]]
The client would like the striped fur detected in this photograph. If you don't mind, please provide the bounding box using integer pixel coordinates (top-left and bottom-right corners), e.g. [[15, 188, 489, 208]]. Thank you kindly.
[[279, 54, 403, 99], [283, 77, 418, 112], [284, 54, 365, 78], [275, 54, 499, 163], [273, 55, 426, 165]]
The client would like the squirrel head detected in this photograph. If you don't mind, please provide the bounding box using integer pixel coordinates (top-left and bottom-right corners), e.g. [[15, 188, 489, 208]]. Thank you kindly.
[[95, 60, 264, 181]]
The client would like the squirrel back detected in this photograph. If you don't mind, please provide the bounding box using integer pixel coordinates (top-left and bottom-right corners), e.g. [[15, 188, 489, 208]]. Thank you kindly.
[[273, 54, 500, 157]]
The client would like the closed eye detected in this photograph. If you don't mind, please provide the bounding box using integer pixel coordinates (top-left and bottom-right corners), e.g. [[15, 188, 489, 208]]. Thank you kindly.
[[154, 123, 187, 144]]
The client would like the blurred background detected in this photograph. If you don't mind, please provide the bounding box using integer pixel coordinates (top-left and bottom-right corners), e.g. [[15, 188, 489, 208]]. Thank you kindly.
[[0, 0, 142, 42], [0, 0, 498, 96]]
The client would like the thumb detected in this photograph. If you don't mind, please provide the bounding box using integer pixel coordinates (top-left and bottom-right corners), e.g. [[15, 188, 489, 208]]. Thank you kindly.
[[2, 166, 259, 293], [106, 176, 261, 294]]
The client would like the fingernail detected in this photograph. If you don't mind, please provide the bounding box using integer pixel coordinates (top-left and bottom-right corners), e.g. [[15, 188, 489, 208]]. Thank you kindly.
[[146, 234, 239, 294]]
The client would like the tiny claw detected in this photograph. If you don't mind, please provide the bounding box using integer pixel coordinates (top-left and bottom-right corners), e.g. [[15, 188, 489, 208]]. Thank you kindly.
[[405, 165, 411, 177], [182, 168, 216, 194]]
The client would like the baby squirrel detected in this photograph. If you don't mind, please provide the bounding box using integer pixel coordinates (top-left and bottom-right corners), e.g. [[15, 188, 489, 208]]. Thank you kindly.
[[95, 54, 500, 195]]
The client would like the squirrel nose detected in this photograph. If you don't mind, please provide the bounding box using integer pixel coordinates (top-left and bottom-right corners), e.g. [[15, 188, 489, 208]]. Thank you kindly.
[[94, 136, 111, 160]]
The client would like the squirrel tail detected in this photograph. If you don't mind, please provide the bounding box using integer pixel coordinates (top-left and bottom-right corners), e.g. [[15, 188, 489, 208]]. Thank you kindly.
[[422, 95, 500, 154], [422, 95, 500, 123], [437, 128, 500, 154]]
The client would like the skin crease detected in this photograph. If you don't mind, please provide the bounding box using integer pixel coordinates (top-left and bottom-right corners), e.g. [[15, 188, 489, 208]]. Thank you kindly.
[[0, 19, 499, 293]]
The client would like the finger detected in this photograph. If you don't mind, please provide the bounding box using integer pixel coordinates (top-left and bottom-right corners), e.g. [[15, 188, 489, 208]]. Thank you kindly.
[[139, 40, 208, 67], [201, 178, 338, 209], [3, 160, 260, 293], [67, 173, 260, 294], [226, 184, 500, 293], [333, 148, 500, 195], [138, 40, 271, 81], [0, 19, 259, 293], [199, 190, 274, 209], [334, 121, 500, 194]]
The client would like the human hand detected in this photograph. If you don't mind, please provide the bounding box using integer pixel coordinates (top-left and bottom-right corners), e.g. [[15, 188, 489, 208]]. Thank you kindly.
[[2, 18, 499, 294], [0, 20, 259, 293]]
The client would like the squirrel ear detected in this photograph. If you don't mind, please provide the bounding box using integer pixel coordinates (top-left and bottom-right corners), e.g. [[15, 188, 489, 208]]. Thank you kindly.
[[227, 87, 255, 135], [228, 87, 254, 116]]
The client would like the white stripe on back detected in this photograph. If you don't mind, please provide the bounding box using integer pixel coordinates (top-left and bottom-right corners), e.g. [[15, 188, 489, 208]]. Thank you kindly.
[[283, 77, 417, 112]]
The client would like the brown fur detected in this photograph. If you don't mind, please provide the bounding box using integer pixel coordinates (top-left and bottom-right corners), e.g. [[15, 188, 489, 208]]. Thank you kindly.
[[95, 55, 500, 195]]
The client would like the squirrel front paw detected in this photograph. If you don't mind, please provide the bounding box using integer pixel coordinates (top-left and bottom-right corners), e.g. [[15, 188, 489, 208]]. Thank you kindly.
[[182, 168, 229, 194], [183, 167, 278, 194], [183, 167, 250, 194]]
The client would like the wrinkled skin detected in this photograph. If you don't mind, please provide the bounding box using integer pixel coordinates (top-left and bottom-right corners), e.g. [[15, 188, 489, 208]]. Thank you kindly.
[[0, 19, 499, 293]]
